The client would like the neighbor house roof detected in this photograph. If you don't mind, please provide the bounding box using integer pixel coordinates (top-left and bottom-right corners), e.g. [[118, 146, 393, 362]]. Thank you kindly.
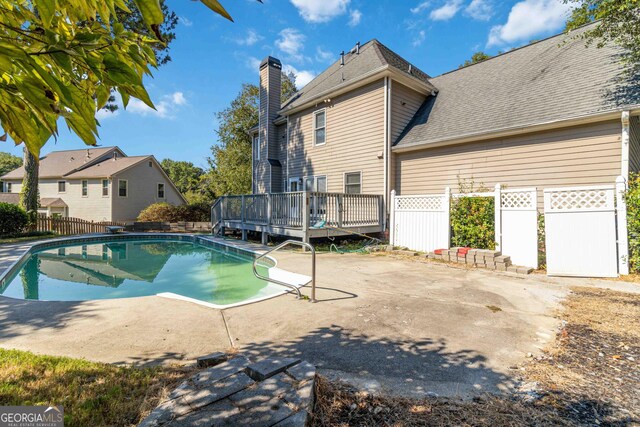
[[0, 193, 19, 205], [64, 156, 152, 178], [1, 147, 120, 179], [394, 23, 640, 150], [281, 39, 434, 113]]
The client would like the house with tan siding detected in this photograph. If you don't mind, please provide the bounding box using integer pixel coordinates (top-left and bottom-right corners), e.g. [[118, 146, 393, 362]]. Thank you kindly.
[[0, 147, 186, 222], [248, 23, 640, 216]]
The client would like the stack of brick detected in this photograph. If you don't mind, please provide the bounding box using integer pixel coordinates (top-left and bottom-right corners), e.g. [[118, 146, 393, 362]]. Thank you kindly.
[[428, 247, 533, 274]]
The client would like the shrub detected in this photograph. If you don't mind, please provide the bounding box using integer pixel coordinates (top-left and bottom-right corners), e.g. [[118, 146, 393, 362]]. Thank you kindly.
[[450, 179, 495, 249], [626, 173, 640, 273], [137, 202, 210, 222], [0, 202, 28, 236]]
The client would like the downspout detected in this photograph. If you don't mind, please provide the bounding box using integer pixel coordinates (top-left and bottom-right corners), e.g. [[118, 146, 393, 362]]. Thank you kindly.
[[621, 111, 630, 181], [382, 77, 391, 231], [286, 116, 290, 191]]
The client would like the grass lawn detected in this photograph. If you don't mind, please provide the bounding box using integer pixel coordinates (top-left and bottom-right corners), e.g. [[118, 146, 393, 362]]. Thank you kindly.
[[0, 349, 192, 427], [311, 287, 640, 426], [0, 231, 57, 244]]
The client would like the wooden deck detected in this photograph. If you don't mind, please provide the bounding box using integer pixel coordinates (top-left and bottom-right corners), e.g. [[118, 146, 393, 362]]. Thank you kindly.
[[211, 192, 385, 242]]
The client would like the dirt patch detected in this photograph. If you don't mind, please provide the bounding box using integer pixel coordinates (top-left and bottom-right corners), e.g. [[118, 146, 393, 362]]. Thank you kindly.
[[311, 287, 640, 426]]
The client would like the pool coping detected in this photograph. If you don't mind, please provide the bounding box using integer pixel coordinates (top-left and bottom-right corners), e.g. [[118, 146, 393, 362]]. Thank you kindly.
[[0, 233, 311, 310]]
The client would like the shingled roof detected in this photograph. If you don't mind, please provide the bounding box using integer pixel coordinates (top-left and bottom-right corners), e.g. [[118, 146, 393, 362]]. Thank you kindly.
[[281, 39, 434, 113], [394, 23, 640, 150]]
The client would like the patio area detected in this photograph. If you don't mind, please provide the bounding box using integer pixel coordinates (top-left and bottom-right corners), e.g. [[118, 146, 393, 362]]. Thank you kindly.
[[0, 237, 611, 399]]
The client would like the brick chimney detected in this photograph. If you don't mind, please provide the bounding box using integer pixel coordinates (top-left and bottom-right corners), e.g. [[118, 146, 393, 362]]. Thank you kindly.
[[259, 56, 282, 193]]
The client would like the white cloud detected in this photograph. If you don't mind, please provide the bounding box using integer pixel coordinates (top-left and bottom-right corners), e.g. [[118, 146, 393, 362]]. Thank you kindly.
[[276, 28, 307, 63], [487, 0, 573, 46], [410, 1, 430, 14], [284, 65, 316, 88], [127, 91, 187, 119], [315, 47, 334, 63], [246, 56, 261, 71], [96, 108, 119, 121], [465, 0, 493, 20], [290, 0, 350, 23], [180, 16, 193, 27], [412, 30, 426, 47], [430, 0, 463, 20], [234, 29, 262, 46], [348, 9, 362, 26]]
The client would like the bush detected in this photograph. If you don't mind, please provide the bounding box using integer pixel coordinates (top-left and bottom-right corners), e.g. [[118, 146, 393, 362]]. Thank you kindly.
[[626, 173, 640, 273], [450, 180, 495, 249], [137, 202, 210, 222], [0, 202, 28, 236]]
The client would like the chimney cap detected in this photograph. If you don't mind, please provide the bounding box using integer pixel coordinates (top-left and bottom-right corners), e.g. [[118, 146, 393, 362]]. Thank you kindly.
[[260, 56, 282, 70]]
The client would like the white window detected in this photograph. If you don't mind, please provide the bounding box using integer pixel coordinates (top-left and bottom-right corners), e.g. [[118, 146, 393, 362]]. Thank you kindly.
[[344, 172, 362, 194], [157, 183, 165, 198], [58, 181, 66, 193], [102, 179, 109, 197], [118, 179, 128, 197], [253, 135, 260, 161], [313, 110, 326, 146], [304, 175, 327, 192], [288, 177, 300, 192], [5, 182, 12, 193], [81, 180, 88, 197]]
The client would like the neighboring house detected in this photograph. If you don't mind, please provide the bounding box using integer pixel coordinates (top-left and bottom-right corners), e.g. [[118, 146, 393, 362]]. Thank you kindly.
[[0, 147, 186, 222], [250, 23, 640, 209]]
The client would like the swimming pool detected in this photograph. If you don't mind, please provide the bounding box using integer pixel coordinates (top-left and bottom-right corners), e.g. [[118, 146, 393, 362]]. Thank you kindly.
[[0, 236, 304, 308]]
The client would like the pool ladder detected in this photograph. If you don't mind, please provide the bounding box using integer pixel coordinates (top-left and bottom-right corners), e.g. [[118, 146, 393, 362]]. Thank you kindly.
[[252, 240, 317, 303]]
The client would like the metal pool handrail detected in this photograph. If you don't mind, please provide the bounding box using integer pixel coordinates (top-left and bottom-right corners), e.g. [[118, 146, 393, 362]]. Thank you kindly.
[[252, 240, 316, 303]]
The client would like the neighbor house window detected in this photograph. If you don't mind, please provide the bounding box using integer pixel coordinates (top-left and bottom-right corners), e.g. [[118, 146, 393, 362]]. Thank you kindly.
[[81, 180, 88, 197], [344, 172, 362, 194], [102, 179, 109, 196], [118, 179, 128, 197], [253, 135, 260, 161], [58, 181, 66, 193], [5, 183, 11, 193], [157, 183, 165, 198], [314, 110, 326, 145]]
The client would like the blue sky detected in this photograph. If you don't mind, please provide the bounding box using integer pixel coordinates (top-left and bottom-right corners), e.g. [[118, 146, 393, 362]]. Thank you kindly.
[[1, 0, 573, 168]]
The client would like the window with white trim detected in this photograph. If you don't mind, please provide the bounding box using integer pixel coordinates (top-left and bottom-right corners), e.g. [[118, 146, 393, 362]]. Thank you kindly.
[[344, 172, 361, 194], [102, 179, 109, 197], [313, 110, 326, 145], [58, 181, 66, 193], [253, 135, 260, 161], [157, 183, 165, 198], [118, 179, 128, 197], [5, 182, 12, 193], [81, 180, 88, 197]]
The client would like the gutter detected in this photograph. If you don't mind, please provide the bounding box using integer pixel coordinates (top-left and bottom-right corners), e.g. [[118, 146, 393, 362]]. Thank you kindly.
[[392, 108, 640, 153]]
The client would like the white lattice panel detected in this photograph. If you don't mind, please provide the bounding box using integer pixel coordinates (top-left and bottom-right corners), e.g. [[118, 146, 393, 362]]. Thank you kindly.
[[501, 190, 535, 210], [395, 196, 443, 211], [545, 187, 614, 212]]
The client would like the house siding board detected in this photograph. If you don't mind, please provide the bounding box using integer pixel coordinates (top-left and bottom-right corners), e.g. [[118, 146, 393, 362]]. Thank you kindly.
[[110, 160, 184, 222], [629, 115, 640, 173], [287, 80, 386, 194], [45, 179, 112, 221], [395, 120, 622, 208], [390, 82, 427, 144]]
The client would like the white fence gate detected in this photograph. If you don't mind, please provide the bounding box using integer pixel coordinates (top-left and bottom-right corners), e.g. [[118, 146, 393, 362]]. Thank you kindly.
[[544, 184, 621, 277], [501, 188, 538, 269], [390, 189, 450, 253]]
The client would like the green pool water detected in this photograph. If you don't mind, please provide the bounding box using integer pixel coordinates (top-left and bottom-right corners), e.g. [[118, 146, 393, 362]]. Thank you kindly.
[[0, 239, 278, 306]]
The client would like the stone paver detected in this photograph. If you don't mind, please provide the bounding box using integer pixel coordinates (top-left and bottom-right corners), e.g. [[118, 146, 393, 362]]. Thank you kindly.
[[140, 355, 316, 427]]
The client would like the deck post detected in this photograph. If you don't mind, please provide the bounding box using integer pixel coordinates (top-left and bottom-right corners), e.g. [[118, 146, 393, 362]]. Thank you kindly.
[[241, 196, 247, 241], [267, 193, 272, 225], [337, 194, 344, 227], [302, 191, 310, 244]]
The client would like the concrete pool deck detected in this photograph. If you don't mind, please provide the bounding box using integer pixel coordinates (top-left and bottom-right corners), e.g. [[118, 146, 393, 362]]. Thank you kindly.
[[1, 236, 639, 398]]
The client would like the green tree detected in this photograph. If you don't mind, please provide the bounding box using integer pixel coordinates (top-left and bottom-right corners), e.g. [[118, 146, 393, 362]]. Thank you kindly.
[[208, 72, 297, 195], [459, 52, 492, 68], [564, 0, 640, 75], [160, 159, 214, 203], [0, 152, 21, 177], [0, 0, 235, 212]]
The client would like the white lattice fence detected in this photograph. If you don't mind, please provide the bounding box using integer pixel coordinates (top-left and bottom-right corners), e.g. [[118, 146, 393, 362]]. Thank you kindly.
[[501, 188, 538, 268], [390, 190, 450, 253], [544, 185, 618, 277]]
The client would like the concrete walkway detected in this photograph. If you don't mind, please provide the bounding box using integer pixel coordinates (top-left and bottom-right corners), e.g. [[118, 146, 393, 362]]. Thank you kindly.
[[1, 237, 638, 399]]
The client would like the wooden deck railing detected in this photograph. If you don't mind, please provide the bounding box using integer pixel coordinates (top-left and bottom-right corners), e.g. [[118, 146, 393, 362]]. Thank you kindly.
[[212, 192, 384, 232], [36, 214, 126, 236]]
